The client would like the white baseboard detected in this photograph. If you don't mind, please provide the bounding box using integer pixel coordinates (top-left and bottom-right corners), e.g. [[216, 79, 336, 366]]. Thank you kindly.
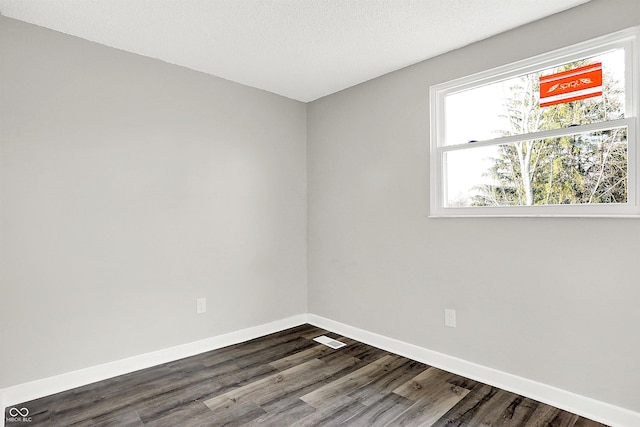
[[1, 314, 308, 411], [307, 314, 640, 427], [3, 313, 638, 427]]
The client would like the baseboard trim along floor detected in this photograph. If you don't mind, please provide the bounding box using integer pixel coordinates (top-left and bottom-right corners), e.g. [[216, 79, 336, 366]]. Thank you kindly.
[[306, 314, 640, 427], [2, 313, 638, 427], [1, 314, 307, 412]]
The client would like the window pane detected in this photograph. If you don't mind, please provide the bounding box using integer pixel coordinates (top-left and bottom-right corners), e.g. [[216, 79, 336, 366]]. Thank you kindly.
[[444, 127, 628, 207], [444, 49, 625, 146]]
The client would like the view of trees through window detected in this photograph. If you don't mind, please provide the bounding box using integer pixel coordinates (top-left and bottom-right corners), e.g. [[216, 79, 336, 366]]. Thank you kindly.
[[444, 49, 627, 207]]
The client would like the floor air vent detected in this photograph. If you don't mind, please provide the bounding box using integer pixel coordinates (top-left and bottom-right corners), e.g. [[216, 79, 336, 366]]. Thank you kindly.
[[313, 335, 346, 349]]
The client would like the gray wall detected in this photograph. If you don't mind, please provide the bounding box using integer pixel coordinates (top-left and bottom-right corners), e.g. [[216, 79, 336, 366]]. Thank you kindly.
[[2, 0, 639, 415], [308, 0, 640, 413], [0, 16, 307, 388]]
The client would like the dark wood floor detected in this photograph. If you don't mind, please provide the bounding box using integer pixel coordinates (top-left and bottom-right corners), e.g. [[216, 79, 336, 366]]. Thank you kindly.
[[4, 324, 607, 426]]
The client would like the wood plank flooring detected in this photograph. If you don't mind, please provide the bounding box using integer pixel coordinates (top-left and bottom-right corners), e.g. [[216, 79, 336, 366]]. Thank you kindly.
[[3, 324, 608, 426]]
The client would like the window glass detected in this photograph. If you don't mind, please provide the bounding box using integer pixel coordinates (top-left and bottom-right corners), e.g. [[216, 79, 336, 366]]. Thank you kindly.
[[430, 29, 639, 217], [444, 49, 625, 146], [444, 127, 628, 207]]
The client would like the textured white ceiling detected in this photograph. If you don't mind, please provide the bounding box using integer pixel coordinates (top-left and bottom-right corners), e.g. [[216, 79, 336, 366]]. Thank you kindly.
[[0, 0, 591, 102]]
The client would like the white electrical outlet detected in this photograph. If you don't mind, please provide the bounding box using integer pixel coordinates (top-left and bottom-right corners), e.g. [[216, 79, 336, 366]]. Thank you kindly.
[[444, 309, 456, 327], [196, 298, 206, 314]]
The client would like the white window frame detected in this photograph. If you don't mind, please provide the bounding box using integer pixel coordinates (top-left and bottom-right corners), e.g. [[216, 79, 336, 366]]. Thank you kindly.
[[429, 27, 640, 217]]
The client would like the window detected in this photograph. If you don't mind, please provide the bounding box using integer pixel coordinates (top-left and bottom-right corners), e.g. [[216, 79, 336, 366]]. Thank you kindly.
[[429, 28, 639, 217]]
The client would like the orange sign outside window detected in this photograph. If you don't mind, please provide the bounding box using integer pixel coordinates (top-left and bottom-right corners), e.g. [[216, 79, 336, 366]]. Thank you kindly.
[[539, 62, 603, 107]]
